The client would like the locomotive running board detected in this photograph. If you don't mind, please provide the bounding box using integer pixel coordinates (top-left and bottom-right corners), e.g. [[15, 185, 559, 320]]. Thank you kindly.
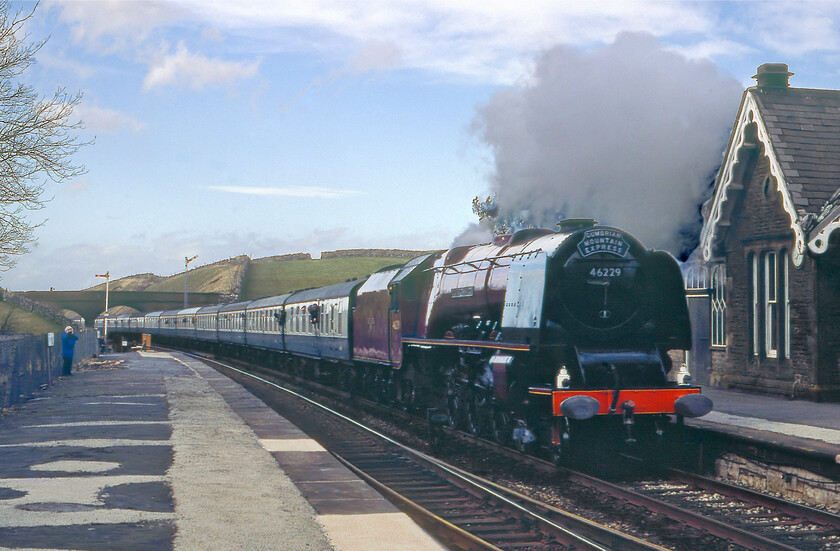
[[403, 337, 530, 352]]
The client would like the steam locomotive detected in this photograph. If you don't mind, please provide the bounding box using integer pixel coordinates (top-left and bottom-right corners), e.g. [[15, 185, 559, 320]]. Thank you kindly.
[[103, 220, 711, 462]]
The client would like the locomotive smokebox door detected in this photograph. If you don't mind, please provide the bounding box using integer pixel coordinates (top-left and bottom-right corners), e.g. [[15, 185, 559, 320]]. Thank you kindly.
[[501, 252, 547, 343]]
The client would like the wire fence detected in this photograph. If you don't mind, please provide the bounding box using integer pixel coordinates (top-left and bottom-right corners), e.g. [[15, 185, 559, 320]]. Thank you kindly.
[[0, 329, 98, 410]]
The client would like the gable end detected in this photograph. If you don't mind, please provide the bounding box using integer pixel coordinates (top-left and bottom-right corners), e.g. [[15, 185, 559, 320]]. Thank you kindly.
[[701, 91, 806, 265]]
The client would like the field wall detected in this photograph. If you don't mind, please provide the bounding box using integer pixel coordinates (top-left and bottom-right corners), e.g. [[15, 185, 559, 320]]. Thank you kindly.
[[0, 329, 99, 410], [320, 249, 432, 259]]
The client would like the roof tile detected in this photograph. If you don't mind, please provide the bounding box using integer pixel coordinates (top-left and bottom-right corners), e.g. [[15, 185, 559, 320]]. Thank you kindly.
[[753, 87, 840, 215]]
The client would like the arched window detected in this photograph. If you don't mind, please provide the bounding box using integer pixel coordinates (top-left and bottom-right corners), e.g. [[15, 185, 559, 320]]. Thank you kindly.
[[685, 266, 708, 291], [710, 264, 726, 347], [782, 249, 791, 359], [764, 251, 778, 358], [750, 253, 759, 356]]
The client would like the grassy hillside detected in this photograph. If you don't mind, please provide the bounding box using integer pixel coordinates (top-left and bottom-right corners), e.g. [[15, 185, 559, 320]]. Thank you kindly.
[[0, 302, 63, 335], [240, 257, 413, 300], [86, 273, 162, 291], [144, 260, 247, 294]]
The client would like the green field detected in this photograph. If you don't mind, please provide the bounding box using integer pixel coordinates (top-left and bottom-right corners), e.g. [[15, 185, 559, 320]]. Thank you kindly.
[[240, 257, 413, 300], [0, 302, 63, 335]]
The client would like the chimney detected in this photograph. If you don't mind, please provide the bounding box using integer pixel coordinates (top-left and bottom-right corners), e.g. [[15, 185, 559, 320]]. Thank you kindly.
[[752, 63, 793, 88]]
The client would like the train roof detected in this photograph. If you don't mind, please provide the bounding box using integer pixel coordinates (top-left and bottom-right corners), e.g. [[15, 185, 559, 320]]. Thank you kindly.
[[143, 311, 164, 318], [286, 279, 364, 304], [246, 293, 293, 310], [179, 306, 203, 316], [160, 309, 182, 316], [196, 304, 223, 314], [219, 300, 253, 313], [393, 253, 436, 283]]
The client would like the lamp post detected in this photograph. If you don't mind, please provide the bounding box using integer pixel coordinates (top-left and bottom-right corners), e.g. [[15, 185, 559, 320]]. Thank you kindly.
[[95, 271, 110, 337], [184, 255, 198, 307]]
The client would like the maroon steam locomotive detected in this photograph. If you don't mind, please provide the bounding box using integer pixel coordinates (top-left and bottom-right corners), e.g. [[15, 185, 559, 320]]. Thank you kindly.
[[111, 219, 711, 461]]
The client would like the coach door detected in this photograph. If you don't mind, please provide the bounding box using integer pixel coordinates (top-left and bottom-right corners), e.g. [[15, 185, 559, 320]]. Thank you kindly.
[[389, 283, 402, 367]]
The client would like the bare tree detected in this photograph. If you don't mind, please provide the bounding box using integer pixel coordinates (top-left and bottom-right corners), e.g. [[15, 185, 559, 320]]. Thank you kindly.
[[0, 2, 88, 271]]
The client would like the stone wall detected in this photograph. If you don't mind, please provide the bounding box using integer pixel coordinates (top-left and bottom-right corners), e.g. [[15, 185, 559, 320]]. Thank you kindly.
[[0, 329, 98, 410], [251, 253, 312, 262], [320, 249, 431, 259], [716, 453, 840, 512], [710, 149, 819, 397]]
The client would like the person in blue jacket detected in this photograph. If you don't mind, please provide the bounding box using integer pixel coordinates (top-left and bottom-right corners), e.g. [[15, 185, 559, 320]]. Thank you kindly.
[[61, 326, 78, 376]]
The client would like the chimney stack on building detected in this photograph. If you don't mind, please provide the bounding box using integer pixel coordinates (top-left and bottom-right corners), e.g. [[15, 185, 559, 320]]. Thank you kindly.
[[753, 63, 793, 88]]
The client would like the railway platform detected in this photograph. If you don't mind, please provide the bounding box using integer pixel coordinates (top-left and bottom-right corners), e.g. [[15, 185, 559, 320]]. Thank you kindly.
[[0, 350, 445, 551], [689, 385, 840, 463]]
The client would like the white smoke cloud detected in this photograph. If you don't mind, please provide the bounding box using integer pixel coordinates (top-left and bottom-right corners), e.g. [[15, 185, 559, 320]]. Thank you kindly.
[[469, 32, 743, 257], [451, 222, 494, 248]]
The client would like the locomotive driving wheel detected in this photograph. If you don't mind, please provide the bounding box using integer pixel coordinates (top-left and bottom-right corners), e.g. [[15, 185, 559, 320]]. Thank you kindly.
[[445, 377, 479, 435], [488, 405, 513, 446]]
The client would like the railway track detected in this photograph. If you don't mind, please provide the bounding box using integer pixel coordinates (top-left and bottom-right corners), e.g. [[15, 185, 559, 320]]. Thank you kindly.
[[624, 468, 840, 551], [181, 350, 665, 550], [177, 349, 840, 550]]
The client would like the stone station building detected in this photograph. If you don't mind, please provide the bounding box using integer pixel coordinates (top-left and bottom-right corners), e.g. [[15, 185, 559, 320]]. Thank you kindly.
[[695, 63, 840, 399]]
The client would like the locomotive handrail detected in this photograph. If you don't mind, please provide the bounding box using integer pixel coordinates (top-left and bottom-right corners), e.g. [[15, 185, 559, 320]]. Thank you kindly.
[[423, 249, 543, 275]]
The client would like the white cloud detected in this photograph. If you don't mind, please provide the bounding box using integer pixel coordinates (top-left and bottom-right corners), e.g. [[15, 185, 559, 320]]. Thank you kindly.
[[143, 41, 260, 90], [74, 103, 146, 133], [755, 8, 840, 56], [206, 185, 363, 199], [52, 0, 722, 85], [48, 0, 840, 86], [348, 40, 402, 74], [50, 0, 186, 54], [37, 51, 97, 80]]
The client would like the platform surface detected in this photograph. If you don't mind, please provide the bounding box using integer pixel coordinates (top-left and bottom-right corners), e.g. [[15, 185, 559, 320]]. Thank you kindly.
[[689, 385, 840, 461], [0, 350, 445, 551]]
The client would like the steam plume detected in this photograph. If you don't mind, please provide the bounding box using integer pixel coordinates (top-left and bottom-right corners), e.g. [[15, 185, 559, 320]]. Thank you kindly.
[[467, 32, 743, 258]]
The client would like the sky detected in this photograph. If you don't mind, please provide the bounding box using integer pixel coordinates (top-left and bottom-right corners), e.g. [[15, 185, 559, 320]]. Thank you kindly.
[[4, 0, 840, 291]]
